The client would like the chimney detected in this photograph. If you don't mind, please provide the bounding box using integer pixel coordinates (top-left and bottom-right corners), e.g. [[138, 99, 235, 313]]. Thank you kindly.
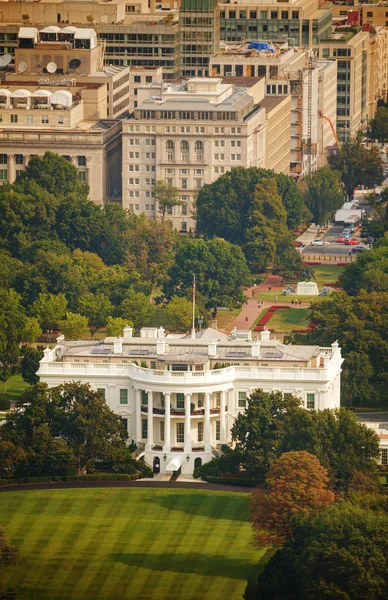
[[208, 340, 217, 357], [260, 328, 270, 342], [123, 325, 133, 339], [42, 347, 52, 362], [156, 337, 166, 355], [251, 338, 260, 357], [113, 337, 123, 354]]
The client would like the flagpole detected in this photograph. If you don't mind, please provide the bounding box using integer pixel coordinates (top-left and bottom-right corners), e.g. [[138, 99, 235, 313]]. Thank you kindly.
[[191, 274, 196, 339]]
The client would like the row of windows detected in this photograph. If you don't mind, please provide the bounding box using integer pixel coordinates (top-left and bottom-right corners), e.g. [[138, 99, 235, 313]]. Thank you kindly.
[[0, 113, 64, 125], [219, 10, 299, 20]]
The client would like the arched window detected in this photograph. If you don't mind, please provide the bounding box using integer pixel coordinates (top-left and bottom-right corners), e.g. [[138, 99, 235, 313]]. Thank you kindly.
[[194, 140, 203, 151], [166, 139, 174, 150], [180, 140, 189, 151]]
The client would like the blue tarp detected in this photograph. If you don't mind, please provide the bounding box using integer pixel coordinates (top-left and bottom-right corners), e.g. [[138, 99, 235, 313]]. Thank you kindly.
[[248, 42, 275, 53]]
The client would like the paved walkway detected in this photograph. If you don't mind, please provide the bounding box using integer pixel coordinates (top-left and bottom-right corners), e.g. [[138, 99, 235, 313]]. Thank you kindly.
[[0, 480, 252, 493]]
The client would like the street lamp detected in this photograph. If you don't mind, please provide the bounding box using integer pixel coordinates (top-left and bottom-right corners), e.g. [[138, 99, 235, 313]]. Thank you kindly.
[[47, 329, 53, 345], [186, 455, 190, 462], [198, 315, 204, 333]]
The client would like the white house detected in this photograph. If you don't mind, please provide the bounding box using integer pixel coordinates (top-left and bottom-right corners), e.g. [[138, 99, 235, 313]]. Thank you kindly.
[[37, 326, 343, 475]]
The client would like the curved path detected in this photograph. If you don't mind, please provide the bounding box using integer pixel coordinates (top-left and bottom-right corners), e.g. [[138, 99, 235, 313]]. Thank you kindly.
[[0, 480, 252, 493]]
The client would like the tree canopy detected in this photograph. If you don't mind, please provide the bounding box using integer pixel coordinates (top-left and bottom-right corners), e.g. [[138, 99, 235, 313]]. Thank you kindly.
[[304, 168, 346, 225], [328, 131, 383, 198], [369, 106, 388, 143]]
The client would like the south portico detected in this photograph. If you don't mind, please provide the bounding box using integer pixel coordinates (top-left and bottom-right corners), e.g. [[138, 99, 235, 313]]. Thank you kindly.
[[134, 387, 234, 475]]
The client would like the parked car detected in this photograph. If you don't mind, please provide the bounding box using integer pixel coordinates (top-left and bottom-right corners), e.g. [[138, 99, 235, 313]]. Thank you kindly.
[[311, 240, 330, 247], [336, 236, 347, 243], [345, 238, 360, 245], [352, 246, 367, 253], [294, 240, 305, 248]]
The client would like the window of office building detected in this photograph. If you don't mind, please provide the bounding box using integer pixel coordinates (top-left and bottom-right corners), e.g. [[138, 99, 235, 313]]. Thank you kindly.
[[0, 154, 7, 164], [0, 170, 7, 180], [10, 114, 18, 123], [77, 156, 86, 166]]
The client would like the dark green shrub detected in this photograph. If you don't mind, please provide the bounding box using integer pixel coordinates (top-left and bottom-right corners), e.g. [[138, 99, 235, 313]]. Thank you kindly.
[[0, 398, 10, 410]]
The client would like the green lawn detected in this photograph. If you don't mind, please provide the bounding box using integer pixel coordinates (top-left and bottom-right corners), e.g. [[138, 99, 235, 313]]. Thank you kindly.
[[311, 265, 345, 287], [266, 308, 311, 333], [0, 375, 30, 405], [217, 308, 242, 332], [0, 488, 265, 600]]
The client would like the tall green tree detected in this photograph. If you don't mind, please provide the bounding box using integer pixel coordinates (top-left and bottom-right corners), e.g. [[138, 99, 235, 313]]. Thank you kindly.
[[78, 292, 113, 336], [58, 312, 89, 340], [31, 293, 68, 330], [245, 503, 388, 600], [164, 296, 196, 332], [153, 180, 182, 221], [0, 289, 26, 393], [20, 345, 44, 385], [304, 167, 346, 225], [165, 237, 251, 317], [231, 390, 302, 482], [48, 382, 127, 474], [369, 106, 388, 142], [119, 290, 157, 330], [328, 131, 384, 198]]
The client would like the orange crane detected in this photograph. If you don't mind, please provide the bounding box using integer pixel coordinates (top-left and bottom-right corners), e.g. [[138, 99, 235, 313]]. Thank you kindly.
[[319, 111, 341, 150]]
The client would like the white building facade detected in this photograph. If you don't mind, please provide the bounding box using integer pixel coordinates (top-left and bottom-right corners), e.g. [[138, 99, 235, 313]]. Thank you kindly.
[[38, 326, 343, 475]]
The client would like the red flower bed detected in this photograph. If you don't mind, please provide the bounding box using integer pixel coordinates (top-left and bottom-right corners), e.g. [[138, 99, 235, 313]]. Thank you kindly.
[[253, 305, 290, 331], [292, 321, 318, 334], [337, 262, 348, 266], [304, 261, 322, 265]]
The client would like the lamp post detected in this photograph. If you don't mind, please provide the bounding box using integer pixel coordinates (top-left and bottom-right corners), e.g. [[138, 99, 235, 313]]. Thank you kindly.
[[47, 329, 53, 345], [198, 315, 203, 333]]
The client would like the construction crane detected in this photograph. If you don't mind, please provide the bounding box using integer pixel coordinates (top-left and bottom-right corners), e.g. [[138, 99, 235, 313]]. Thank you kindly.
[[319, 111, 341, 151]]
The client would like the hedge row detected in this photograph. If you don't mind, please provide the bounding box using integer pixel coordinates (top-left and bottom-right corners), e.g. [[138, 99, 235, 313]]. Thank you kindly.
[[205, 475, 256, 487], [0, 473, 142, 486]]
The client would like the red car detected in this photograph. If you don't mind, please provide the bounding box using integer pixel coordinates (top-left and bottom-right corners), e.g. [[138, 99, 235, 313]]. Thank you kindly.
[[336, 236, 347, 243], [294, 240, 305, 248], [345, 238, 360, 245]]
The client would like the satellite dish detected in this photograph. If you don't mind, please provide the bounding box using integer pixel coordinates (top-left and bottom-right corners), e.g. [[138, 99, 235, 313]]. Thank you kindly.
[[0, 54, 12, 68], [18, 61, 27, 73], [47, 62, 57, 74], [68, 58, 81, 70]]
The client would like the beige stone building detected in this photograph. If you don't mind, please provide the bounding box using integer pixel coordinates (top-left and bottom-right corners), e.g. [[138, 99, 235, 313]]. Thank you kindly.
[[122, 76, 291, 230], [0, 26, 123, 204]]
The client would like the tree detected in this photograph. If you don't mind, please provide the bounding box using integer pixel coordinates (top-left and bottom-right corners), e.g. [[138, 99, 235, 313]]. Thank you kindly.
[[164, 296, 195, 332], [304, 168, 346, 225], [78, 292, 113, 336], [58, 312, 89, 339], [21, 317, 42, 344], [281, 407, 381, 490], [20, 345, 44, 385], [105, 316, 131, 337], [231, 390, 302, 482], [272, 236, 311, 282], [341, 233, 388, 294], [196, 167, 303, 246], [48, 382, 127, 474], [328, 131, 384, 199], [0, 440, 27, 478], [153, 180, 181, 221], [119, 290, 157, 330], [20, 151, 88, 200], [250, 451, 334, 547], [30, 293, 68, 330], [0, 289, 26, 393], [0, 526, 19, 600], [245, 503, 388, 600], [165, 237, 251, 317], [369, 106, 388, 143]]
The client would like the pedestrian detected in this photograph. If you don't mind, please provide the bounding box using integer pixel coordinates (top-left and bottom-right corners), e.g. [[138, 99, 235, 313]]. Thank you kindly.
[[299, 300, 302, 306], [252, 289, 255, 297], [245, 316, 248, 323], [262, 301, 265, 308], [257, 300, 261, 308], [275, 295, 278, 304], [268, 285, 272, 292], [291, 298, 294, 305]]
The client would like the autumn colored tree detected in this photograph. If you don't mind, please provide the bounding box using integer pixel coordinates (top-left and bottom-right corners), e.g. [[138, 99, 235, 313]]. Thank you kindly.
[[249, 451, 335, 548]]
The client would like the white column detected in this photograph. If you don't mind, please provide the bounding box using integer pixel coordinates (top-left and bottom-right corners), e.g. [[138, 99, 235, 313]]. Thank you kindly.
[[8, 154, 16, 184], [135, 388, 142, 443], [184, 393, 191, 453], [146, 390, 153, 450], [220, 390, 226, 444], [204, 392, 211, 452], [163, 392, 171, 452]]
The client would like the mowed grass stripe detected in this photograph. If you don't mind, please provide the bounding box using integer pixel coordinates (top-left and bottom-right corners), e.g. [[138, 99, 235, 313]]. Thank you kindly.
[[0, 488, 261, 600]]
